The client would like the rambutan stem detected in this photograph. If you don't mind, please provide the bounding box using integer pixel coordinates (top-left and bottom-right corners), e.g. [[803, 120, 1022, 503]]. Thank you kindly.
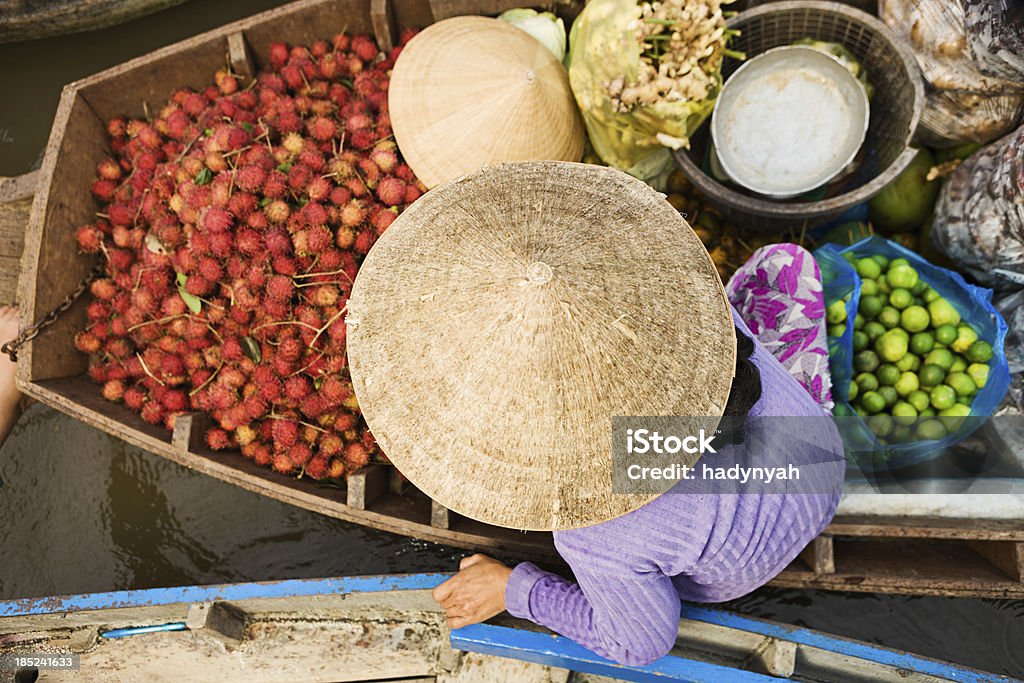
[[251, 320, 320, 334], [309, 304, 346, 348], [126, 313, 187, 333], [266, 413, 327, 433], [189, 360, 223, 396], [136, 352, 166, 387], [289, 350, 327, 377]]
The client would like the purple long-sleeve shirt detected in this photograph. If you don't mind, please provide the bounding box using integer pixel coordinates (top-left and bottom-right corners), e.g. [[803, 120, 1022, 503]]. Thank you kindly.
[[504, 310, 845, 666]]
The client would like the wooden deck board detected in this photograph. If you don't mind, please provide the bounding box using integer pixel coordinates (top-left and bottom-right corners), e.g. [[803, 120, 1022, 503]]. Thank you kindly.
[[0, 173, 33, 304]]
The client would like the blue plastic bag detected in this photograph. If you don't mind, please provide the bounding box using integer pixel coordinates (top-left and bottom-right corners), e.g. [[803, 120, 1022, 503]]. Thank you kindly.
[[815, 236, 1011, 469]]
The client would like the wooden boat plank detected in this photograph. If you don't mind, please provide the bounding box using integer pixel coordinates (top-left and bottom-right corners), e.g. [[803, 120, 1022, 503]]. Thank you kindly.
[[827, 514, 1024, 540]]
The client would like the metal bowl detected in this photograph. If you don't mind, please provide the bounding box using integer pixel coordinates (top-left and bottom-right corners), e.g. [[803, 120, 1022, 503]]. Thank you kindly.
[[711, 45, 870, 198]]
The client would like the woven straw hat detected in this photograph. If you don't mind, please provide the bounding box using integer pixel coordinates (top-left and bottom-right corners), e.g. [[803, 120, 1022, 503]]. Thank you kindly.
[[388, 16, 585, 189], [346, 161, 735, 531]]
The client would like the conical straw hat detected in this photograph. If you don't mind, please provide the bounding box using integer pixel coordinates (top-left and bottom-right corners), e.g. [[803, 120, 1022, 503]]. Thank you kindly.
[[346, 161, 735, 531], [388, 16, 585, 189]]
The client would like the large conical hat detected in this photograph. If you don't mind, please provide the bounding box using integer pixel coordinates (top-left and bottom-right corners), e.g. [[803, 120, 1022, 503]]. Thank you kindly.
[[346, 161, 735, 531], [388, 16, 584, 189]]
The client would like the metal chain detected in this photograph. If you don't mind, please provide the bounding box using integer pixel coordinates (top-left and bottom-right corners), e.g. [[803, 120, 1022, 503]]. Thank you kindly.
[[1, 264, 103, 362]]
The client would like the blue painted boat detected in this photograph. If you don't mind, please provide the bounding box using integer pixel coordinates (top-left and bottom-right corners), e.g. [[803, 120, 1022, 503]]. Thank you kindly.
[[0, 574, 1012, 682]]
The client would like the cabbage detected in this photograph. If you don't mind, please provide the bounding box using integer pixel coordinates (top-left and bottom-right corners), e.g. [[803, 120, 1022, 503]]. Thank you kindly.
[[499, 8, 567, 62]]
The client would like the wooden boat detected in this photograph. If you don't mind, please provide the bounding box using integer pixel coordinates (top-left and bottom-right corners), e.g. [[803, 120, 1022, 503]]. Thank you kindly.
[[12, 0, 1024, 599], [0, 573, 1012, 682], [0, 0, 189, 43]]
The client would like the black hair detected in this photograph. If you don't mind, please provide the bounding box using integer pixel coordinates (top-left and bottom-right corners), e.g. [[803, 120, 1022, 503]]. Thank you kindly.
[[715, 327, 762, 446]]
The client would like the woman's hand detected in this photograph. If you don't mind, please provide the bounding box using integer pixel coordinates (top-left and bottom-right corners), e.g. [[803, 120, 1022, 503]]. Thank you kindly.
[[432, 554, 513, 629]]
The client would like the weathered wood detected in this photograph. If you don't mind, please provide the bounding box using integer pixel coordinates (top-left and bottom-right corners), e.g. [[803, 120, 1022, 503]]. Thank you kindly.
[[0, 171, 39, 203], [0, 0, 188, 44], [747, 638, 797, 678], [431, 499, 451, 530], [965, 540, 1024, 582], [171, 412, 213, 453], [0, 196, 30, 305], [799, 535, 835, 575], [227, 31, 255, 81], [347, 464, 390, 510], [371, 0, 396, 52], [827, 515, 1024, 541]]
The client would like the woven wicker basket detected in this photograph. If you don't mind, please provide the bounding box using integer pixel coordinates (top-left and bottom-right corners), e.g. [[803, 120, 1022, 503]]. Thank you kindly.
[[672, 1, 923, 232]]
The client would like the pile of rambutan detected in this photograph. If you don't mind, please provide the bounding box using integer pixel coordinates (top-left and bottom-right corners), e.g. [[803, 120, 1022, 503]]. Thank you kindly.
[[73, 30, 425, 480]]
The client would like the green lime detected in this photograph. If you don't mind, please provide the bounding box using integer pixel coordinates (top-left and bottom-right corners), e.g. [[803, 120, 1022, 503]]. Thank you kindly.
[[919, 364, 946, 387], [852, 330, 869, 352], [924, 348, 954, 370], [949, 356, 967, 374], [896, 353, 920, 372], [878, 386, 898, 408], [828, 323, 847, 338], [888, 258, 910, 269], [876, 330, 908, 362], [879, 307, 901, 329], [878, 278, 892, 295], [887, 264, 919, 290], [912, 280, 929, 295], [916, 418, 947, 441], [930, 384, 956, 410], [909, 331, 935, 355], [826, 299, 848, 324], [946, 372, 976, 397], [860, 279, 879, 297], [939, 403, 971, 432], [871, 254, 891, 268], [867, 414, 893, 437], [854, 350, 880, 374], [900, 306, 930, 333], [922, 287, 941, 304], [856, 258, 882, 280], [966, 340, 993, 363], [951, 324, 978, 353], [864, 321, 886, 342], [892, 401, 918, 426], [856, 372, 879, 392], [860, 390, 885, 414], [895, 371, 919, 397], [889, 288, 913, 310], [919, 407, 936, 417], [928, 298, 961, 327], [957, 395, 972, 406], [934, 324, 957, 346], [877, 364, 900, 386], [890, 425, 914, 443], [967, 363, 989, 389], [847, 380, 859, 401], [855, 406, 869, 418], [908, 390, 930, 412], [854, 313, 865, 329], [843, 251, 857, 264], [858, 295, 883, 319]]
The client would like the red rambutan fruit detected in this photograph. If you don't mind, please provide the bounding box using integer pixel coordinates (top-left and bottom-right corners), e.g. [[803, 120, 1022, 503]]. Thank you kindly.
[[205, 428, 232, 450], [284, 376, 311, 401], [198, 257, 223, 283], [215, 69, 239, 95], [90, 279, 117, 301], [235, 164, 266, 193], [289, 442, 313, 466], [307, 116, 336, 142], [375, 177, 405, 206], [76, 224, 103, 253], [185, 274, 212, 296], [370, 206, 398, 234], [201, 207, 233, 232], [271, 453, 295, 474], [354, 229, 375, 254], [306, 176, 331, 202], [161, 390, 188, 412], [351, 35, 378, 62], [209, 232, 234, 258], [272, 418, 299, 449], [345, 442, 370, 469], [265, 200, 290, 224], [140, 401, 164, 425], [236, 229, 263, 256], [304, 454, 330, 479], [266, 274, 294, 302], [123, 386, 147, 411], [75, 331, 102, 354], [269, 41, 290, 67], [91, 178, 117, 203]]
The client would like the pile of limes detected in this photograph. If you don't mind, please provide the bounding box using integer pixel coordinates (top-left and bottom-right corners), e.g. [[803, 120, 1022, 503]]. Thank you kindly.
[[828, 253, 994, 444]]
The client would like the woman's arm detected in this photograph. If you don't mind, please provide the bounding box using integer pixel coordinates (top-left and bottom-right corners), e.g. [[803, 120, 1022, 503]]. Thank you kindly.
[[505, 558, 681, 666]]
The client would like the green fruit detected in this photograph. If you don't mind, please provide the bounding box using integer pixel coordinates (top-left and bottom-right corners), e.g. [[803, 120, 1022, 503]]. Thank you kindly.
[[868, 148, 941, 232], [967, 363, 989, 389], [935, 324, 957, 346], [871, 254, 891, 268], [854, 313, 865, 328], [847, 380, 859, 401], [860, 279, 879, 297], [946, 372, 976, 397], [895, 371, 919, 397], [856, 372, 879, 392], [877, 364, 900, 386], [855, 406, 869, 418], [879, 307, 901, 329], [908, 390, 930, 412], [930, 384, 956, 410], [889, 258, 910, 269], [919, 407, 936, 417], [909, 332, 935, 355], [928, 298, 961, 327], [912, 280, 929, 295], [828, 323, 847, 338], [860, 390, 885, 414], [878, 278, 892, 295], [919, 364, 946, 387], [878, 386, 898, 408], [859, 295, 883, 319], [966, 340, 993, 363], [854, 350, 880, 373], [916, 418, 947, 441], [951, 324, 978, 353], [900, 306, 930, 333], [887, 265, 919, 290], [867, 414, 893, 437], [856, 257, 882, 280], [852, 331, 869, 352], [876, 330, 908, 362], [925, 348, 954, 370], [896, 353, 920, 372], [890, 425, 914, 443], [892, 401, 918, 426], [864, 321, 886, 342], [889, 288, 913, 310], [934, 142, 982, 162], [949, 357, 967, 374], [939, 403, 971, 432], [826, 299, 848, 324]]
